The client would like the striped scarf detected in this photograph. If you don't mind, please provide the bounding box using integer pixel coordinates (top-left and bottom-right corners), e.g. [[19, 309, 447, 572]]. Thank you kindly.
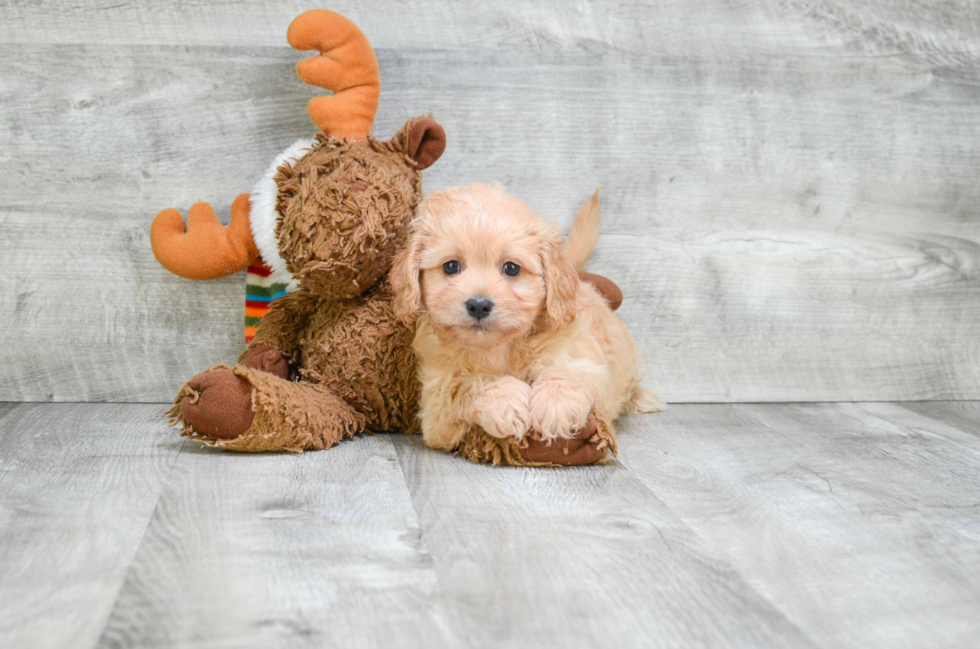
[[244, 261, 289, 344]]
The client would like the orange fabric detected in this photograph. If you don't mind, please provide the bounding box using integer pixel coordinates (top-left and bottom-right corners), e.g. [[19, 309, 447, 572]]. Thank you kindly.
[[244, 306, 269, 318], [287, 9, 380, 140], [150, 193, 259, 280]]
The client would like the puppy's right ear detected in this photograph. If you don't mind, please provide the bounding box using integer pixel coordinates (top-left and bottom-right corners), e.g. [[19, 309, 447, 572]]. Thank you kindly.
[[391, 230, 425, 324], [542, 236, 580, 329]]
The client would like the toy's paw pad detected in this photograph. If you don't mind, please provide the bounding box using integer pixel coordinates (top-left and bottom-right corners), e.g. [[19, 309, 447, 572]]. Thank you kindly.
[[240, 345, 289, 379], [520, 414, 605, 466], [181, 368, 254, 440]]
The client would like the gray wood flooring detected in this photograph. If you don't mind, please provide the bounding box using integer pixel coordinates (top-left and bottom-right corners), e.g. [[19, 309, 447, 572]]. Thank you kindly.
[[3, 0, 980, 403], [1, 402, 978, 649]]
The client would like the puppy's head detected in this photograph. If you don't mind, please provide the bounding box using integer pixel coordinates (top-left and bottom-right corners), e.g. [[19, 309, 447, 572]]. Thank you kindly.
[[392, 183, 579, 347]]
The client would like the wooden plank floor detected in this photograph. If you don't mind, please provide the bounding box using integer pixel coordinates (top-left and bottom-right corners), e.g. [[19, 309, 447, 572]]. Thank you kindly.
[[1, 402, 978, 648]]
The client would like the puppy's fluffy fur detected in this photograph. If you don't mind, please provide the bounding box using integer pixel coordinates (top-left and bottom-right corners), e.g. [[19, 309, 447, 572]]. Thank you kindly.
[[392, 183, 662, 452]]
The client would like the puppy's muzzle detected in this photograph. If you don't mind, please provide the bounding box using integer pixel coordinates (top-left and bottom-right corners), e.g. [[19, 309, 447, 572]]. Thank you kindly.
[[465, 296, 493, 321]]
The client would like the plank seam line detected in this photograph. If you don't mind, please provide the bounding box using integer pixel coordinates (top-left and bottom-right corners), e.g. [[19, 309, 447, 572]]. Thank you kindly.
[[390, 437, 440, 561], [860, 402, 980, 457], [389, 436, 472, 642], [89, 439, 186, 648], [618, 406, 824, 645]]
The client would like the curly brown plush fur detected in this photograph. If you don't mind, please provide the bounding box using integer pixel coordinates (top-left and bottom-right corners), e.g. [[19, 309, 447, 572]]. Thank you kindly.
[[274, 134, 423, 299], [167, 118, 439, 453]]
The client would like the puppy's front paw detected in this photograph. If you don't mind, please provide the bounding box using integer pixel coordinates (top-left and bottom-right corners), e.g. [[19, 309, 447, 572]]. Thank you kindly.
[[470, 377, 532, 440], [529, 379, 592, 440]]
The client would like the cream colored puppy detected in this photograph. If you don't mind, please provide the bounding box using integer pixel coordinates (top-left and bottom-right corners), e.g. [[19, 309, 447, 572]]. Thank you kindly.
[[391, 183, 662, 453]]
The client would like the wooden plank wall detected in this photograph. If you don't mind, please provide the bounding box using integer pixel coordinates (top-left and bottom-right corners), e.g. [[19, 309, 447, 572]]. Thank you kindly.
[[1, 0, 979, 402]]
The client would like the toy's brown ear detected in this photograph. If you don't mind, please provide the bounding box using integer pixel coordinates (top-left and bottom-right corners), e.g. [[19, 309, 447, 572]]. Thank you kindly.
[[404, 118, 446, 170]]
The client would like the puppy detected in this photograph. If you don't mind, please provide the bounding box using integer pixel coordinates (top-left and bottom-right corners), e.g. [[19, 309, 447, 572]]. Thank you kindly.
[[391, 183, 663, 454]]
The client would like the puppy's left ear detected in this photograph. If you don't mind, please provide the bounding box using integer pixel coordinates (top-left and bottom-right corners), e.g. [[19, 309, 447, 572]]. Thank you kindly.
[[391, 230, 425, 324], [542, 237, 580, 329], [392, 116, 446, 170]]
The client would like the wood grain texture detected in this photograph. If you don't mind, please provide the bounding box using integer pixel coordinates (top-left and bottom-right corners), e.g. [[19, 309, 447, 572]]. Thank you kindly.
[[900, 401, 980, 439], [0, 403, 179, 649], [97, 433, 449, 649], [853, 401, 980, 454], [0, 402, 21, 422], [389, 433, 815, 649], [2, 403, 980, 647], [616, 403, 980, 649], [2, 0, 979, 59], [2, 1, 980, 401]]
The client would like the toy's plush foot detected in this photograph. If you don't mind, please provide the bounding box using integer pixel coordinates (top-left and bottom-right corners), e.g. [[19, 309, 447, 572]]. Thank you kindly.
[[520, 414, 607, 465], [167, 364, 365, 453], [177, 367, 254, 440], [457, 412, 616, 467], [169, 346, 290, 441]]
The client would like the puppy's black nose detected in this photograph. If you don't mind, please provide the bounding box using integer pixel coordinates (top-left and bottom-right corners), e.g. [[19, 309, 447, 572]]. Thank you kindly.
[[465, 296, 494, 321]]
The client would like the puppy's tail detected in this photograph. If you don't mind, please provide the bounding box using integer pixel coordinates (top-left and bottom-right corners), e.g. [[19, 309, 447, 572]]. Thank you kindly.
[[625, 386, 666, 414], [563, 188, 601, 270]]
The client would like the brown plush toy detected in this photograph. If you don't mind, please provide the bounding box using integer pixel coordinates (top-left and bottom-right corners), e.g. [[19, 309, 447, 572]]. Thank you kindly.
[[152, 9, 622, 465]]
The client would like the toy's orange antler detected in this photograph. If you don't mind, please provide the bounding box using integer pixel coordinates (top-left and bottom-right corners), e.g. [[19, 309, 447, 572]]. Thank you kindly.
[[151, 194, 259, 280], [288, 9, 381, 141]]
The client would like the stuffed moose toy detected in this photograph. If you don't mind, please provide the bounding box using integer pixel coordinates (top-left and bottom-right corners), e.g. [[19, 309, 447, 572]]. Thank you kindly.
[[150, 9, 621, 466]]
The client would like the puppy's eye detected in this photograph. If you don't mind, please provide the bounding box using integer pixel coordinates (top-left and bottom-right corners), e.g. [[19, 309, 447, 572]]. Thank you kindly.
[[443, 260, 461, 275], [502, 262, 521, 277]]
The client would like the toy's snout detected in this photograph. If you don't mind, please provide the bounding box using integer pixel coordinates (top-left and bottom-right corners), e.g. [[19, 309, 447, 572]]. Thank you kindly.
[[296, 259, 364, 300], [294, 242, 393, 301]]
